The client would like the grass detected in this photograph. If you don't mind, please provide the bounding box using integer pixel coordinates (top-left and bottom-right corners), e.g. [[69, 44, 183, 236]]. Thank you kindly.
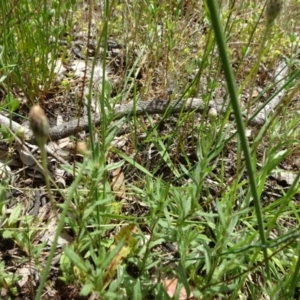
[[1, 0, 300, 299]]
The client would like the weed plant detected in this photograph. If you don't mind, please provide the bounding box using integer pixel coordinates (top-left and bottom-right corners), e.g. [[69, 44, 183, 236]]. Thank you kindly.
[[0, 0, 74, 102]]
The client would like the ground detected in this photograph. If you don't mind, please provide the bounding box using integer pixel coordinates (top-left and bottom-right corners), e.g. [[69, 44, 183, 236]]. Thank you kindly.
[[1, 1, 300, 299]]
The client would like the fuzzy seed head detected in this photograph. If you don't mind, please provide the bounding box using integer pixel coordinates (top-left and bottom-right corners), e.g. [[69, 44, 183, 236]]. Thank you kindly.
[[16, 127, 27, 140], [29, 105, 49, 145], [208, 107, 218, 121], [265, 0, 283, 25]]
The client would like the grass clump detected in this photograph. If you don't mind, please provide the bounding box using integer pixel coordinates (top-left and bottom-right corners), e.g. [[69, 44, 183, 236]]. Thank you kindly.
[[0, 0, 75, 103]]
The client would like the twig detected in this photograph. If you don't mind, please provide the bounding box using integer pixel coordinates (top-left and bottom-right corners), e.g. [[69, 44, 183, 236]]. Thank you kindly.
[[0, 58, 290, 144]]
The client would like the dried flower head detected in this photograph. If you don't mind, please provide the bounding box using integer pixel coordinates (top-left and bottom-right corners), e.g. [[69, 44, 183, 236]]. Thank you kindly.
[[16, 127, 27, 141], [76, 142, 91, 156], [29, 105, 49, 146], [265, 0, 282, 25], [208, 107, 218, 121]]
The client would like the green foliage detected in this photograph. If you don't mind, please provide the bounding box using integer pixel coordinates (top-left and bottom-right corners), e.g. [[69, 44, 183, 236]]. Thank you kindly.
[[0, 0, 75, 102], [1, 0, 300, 299]]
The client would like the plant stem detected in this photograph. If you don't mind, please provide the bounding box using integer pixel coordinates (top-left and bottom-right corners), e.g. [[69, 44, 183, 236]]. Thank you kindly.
[[39, 143, 58, 218], [206, 0, 270, 279]]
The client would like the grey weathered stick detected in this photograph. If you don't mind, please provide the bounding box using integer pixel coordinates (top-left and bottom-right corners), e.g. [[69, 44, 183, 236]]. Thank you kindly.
[[0, 58, 289, 143], [44, 58, 290, 141], [249, 60, 288, 126], [0, 98, 213, 143], [48, 98, 215, 141], [0, 113, 32, 138]]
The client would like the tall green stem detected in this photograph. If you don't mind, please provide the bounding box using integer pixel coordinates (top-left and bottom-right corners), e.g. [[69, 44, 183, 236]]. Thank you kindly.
[[205, 0, 270, 278]]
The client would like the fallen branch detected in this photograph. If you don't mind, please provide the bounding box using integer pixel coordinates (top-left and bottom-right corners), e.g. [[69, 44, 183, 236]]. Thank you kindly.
[[48, 98, 219, 141], [248, 60, 288, 126], [0, 60, 289, 143], [0, 98, 214, 142]]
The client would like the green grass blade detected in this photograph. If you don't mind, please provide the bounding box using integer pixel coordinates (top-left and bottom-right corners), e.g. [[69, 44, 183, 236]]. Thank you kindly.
[[205, 0, 269, 278]]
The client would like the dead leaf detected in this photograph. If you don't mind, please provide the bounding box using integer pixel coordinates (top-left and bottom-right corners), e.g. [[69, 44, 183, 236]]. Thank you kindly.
[[71, 60, 86, 78], [55, 168, 66, 188], [114, 224, 138, 246], [47, 141, 70, 160], [103, 224, 138, 289], [40, 217, 73, 247], [163, 277, 194, 300], [271, 169, 297, 185], [0, 162, 11, 180], [16, 144, 45, 178], [16, 263, 39, 287], [52, 58, 67, 82], [252, 89, 259, 98], [58, 137, 70, 148], [111, 167, 126, 199]]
